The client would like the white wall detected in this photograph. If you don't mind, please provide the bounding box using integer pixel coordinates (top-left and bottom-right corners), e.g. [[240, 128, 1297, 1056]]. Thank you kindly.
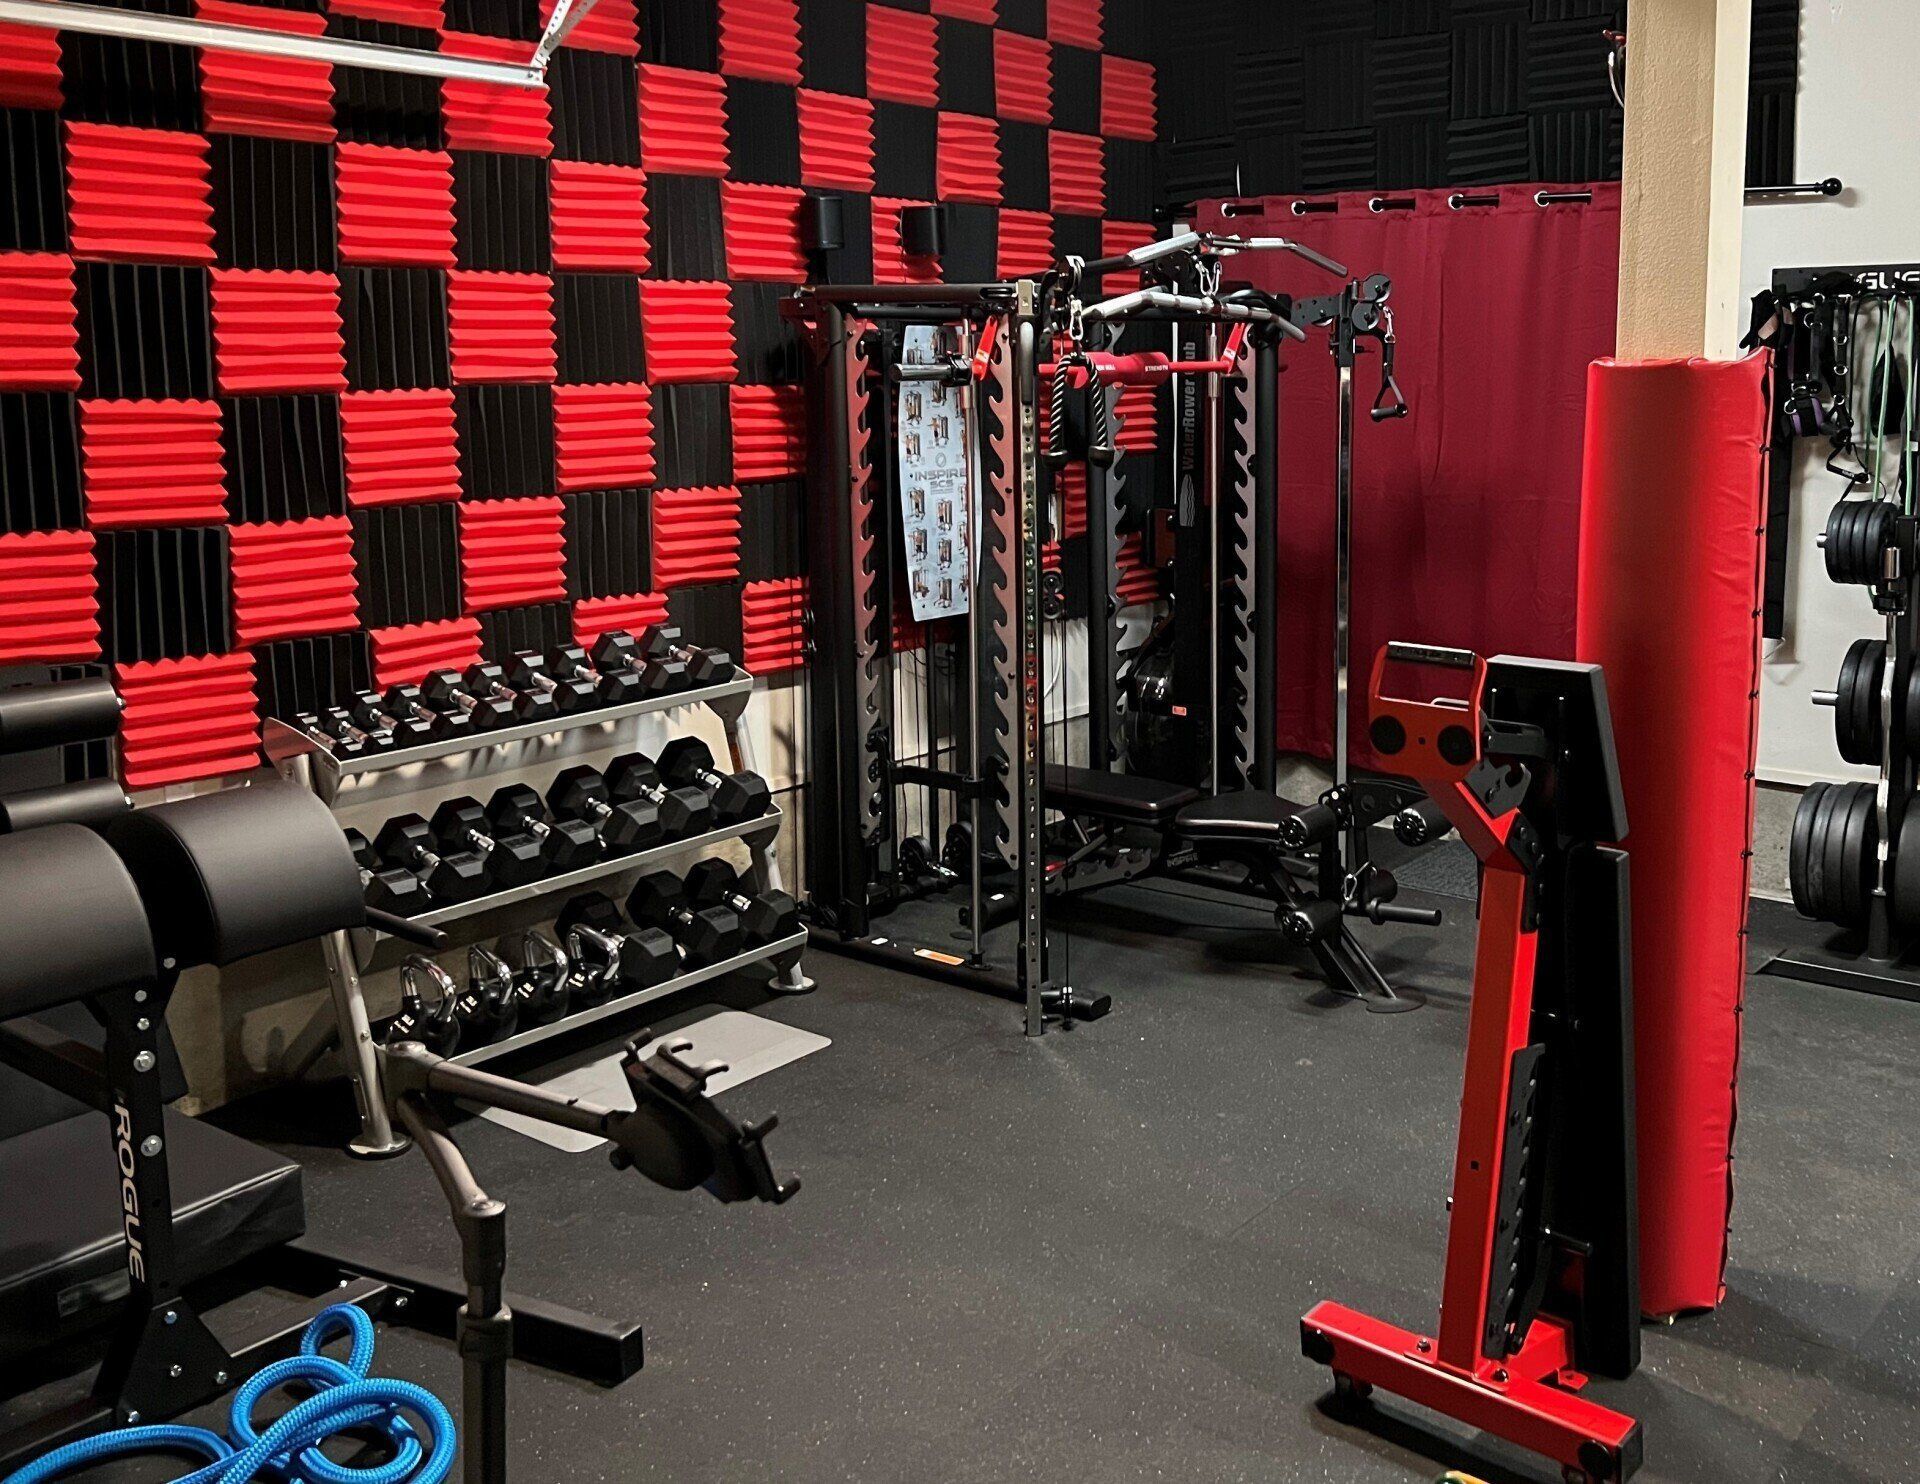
[[1748, 0, 1920, 786]]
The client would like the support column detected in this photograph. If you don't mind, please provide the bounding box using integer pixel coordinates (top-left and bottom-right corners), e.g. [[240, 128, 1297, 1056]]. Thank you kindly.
[[1615, 0, 1752, 359]]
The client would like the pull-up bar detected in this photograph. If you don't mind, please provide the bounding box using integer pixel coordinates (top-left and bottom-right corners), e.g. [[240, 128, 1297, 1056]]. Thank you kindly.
[[0, 0, 603, 88]]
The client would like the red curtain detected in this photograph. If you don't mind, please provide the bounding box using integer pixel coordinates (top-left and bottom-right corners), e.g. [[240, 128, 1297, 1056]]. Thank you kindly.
[[1196, 185, 1622, 768]]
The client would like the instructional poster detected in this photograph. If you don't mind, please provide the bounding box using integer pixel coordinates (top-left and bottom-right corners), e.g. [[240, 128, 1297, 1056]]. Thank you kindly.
[[896, 326, 974, 622]]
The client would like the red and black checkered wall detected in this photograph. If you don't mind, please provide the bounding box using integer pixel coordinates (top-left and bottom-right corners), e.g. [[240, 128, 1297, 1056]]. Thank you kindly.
[[0, 0, 1158, 790]]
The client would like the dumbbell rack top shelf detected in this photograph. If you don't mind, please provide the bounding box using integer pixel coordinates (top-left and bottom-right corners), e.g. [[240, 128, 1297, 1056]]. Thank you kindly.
[[448, 928, 808, 1067], [263, 673, 754, 808], [348, 806, 783, 960]]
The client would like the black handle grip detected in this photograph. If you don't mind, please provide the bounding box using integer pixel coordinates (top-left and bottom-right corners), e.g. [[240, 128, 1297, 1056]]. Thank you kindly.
[[1358, 902, 1444, 928], [368, 908, 450, 949], [0, 678, 124, 755]]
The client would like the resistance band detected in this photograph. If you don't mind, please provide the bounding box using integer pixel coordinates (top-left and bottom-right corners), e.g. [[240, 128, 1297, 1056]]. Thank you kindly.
[[2, 1305, 456, 1484]]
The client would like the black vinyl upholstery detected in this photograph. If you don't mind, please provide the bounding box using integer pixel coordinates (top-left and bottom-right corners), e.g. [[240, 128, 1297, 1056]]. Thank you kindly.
[[0, 1106, 304, 1366], [0, 826, 156, 1022], [1175, 790, 1312, 842], [1045, 766, 1200, 828]]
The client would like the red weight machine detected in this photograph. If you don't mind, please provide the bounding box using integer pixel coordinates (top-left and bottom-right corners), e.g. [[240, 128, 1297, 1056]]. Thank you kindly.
[[1302, 643, 1643, 1484]]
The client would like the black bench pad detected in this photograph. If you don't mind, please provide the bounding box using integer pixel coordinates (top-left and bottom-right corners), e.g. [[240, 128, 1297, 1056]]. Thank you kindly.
[[0, 1107, 305, 1364], [1045, 766, 1200, 828], [1176, 790, 1313, 842]]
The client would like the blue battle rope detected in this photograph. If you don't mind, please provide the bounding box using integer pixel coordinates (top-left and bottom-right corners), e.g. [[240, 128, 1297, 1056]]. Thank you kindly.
[[3, 1304, 455, 1484]]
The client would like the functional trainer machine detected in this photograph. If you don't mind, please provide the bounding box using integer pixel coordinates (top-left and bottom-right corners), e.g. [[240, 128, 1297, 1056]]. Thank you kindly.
[[789, 232, 1440, 1032], [1302, 644, 1642, 1484]]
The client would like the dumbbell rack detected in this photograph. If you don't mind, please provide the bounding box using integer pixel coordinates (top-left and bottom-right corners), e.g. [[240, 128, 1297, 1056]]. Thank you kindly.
[[265, 669, 809, 1156]]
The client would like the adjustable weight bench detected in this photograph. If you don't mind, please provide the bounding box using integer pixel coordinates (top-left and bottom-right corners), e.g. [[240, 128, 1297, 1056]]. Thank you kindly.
[[1175, 788, 1437, 1011]]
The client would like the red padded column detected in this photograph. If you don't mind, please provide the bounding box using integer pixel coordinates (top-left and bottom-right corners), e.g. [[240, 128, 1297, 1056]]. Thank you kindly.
[[1574, 354, 1770, 1316]]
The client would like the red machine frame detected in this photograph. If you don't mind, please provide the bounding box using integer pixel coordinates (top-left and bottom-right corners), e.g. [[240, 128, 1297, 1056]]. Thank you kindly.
[[1301, 643, 1642, 1484]]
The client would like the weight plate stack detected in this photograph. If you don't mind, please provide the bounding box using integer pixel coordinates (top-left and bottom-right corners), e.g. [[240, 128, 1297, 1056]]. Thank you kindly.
[[1896, 808, 1920, 933], [1824, 499, 1896, 586], [1788, 780, 1879, 928], [1834, 638, 1888, 764]]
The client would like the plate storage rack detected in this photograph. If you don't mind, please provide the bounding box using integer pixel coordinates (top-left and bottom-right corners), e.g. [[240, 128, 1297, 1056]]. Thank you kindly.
[[266, 669, 807, 1155]]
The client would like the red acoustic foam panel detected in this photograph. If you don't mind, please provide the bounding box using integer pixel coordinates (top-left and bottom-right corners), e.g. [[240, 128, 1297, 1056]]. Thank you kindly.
[[871, 199, 940, 285], [573, 591, 667, 649], [448, 271, 556, 384], [229, 515, 359, 645], [64, 123, 215, 265], [0, 530, 99, 663], [336, 144, 456, 267], [1099, 217, 1154, 290], [650, 485, 741, 588], [554, 381, 655, 492], [1100, 54, 1155, 141], [867, 6, 938, 107], [639, 65, 729, 177], [996, 208, 1053, 278], [1048, 0, 1102, 49], [115, 653, 262, 788], [741, 576, 806, 674], [370, 615, 482, 688], [0, 254, 80, 392], [721, 182, 809, 282], [211, 269, 347, 394], [1115, 382, 1157, 452], [460, 495, 567, 611], [640, 281, 737, 384], [1048, 129, 1104, 214], [931, 0, 996, 19], [80, 399, 228, 528], [442, 32, 553, 156], [341, 387, 462, 507], [551, 161, 649, 272], [0, 21, 62, 109], [937, 113, 1001, 204], [797, 90, 875, 192], [729, 384, 805, 482], [330, 0, 443, 25], [719, 0, 802, 84], [197, 0, 334, 142], [539, 0, 637, 55], [993, 31, 1052, 126]]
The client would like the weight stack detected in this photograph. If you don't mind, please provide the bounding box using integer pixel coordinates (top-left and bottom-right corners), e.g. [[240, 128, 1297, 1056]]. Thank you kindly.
[[1575, 352, 1770, 1318]]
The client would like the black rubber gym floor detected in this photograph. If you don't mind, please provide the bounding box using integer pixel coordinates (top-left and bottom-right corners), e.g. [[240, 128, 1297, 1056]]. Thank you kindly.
[[25, 862, 1920, 1482]]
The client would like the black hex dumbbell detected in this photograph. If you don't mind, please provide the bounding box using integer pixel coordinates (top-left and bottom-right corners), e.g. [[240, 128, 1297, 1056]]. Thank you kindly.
[[424, 669, 514, 730], [374, 814, 491, 902], [464, 661, 556, 724], [546, 644, 644, 705], [606, 751, 714, 841], [640, 624, 738, 687], [590, 629, 689, 696], [431, 797, 545, 888], [657, 737, 771, 824], [344, 827, 430, 915], [684, 858, 799, 945], [507, 650, 597, 714], [626, 871, 744, 967], [555, 892, 679, 997], [384, 683, 473, 741], [352, 691, 434, 747], [547, 766, 661, 853], [487, 784, 601, 872], [295, 711, 364, 758]]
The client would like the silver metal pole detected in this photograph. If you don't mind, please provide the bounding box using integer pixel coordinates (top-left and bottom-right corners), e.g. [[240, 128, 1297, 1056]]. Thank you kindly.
[[963, 325, 987, 967], [284, 751, 407, 1157], [726, 697, 814, 994], [1334, 359, 1356, 803], [0, 0, 545, 86]]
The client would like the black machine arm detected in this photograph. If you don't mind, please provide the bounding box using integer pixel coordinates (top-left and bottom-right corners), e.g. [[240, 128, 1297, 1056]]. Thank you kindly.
[[380, 1037, 797, 1205], [1293, 273, 1409, 422]]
